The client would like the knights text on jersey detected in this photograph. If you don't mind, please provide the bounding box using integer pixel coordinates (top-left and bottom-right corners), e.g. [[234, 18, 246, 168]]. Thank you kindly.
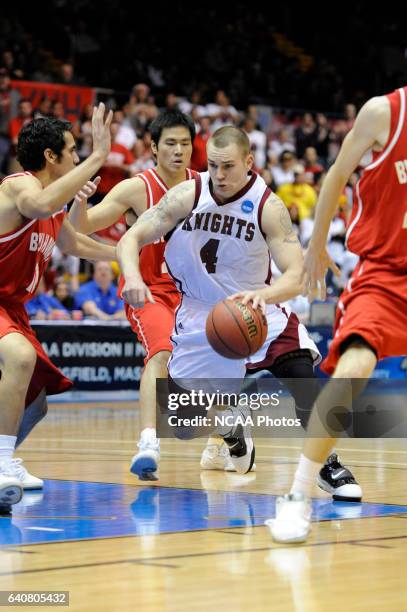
[[0, 211, 65, 303], [346, 87, 407, 269], [164, 171, 272, 304]]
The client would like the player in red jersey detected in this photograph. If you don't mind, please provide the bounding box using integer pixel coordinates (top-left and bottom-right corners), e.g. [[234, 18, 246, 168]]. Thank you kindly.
[[0, 104, 116, 511], [269, 88, 407, 543], [69, 110, 196, 479]]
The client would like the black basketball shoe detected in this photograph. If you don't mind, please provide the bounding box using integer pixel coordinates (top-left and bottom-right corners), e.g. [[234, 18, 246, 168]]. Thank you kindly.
[[222, 423, 255, 475], [317, 453, 362, 502]]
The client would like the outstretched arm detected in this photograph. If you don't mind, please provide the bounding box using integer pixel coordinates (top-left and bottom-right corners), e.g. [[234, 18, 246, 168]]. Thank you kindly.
[[13, 103, 113, 219], [69, 177, 147, 234], [56, 218, 116, 261], [117, 179, 196, 307], [304, 95, 390, 300]]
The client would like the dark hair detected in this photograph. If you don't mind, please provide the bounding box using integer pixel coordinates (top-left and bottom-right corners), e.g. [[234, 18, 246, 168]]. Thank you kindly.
[[150, 109, 195, 146], [17, 117, 72, 171]]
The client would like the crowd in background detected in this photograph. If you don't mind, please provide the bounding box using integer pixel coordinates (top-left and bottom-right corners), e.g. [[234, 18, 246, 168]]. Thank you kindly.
[[1, 2, 388, 323]]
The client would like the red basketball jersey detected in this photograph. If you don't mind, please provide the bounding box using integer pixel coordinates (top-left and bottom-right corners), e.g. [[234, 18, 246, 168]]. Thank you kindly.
[[119, 167, 197, 294], [346, 87, 407, 269], [0, 174, 66, 304]]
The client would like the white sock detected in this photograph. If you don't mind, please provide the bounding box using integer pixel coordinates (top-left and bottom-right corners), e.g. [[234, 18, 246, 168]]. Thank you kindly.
[[0, 435, 16, 461], [290, 454, 322, 498], [140, 428, 159, 447]]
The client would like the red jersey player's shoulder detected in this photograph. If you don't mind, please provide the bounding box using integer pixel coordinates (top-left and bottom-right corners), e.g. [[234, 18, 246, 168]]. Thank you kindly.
[[353, 96, 391, 135], [1, 172, 42, 194], [0, 172, 43, 218]]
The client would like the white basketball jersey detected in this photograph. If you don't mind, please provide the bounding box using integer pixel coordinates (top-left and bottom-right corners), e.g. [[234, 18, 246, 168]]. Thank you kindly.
[[165, 171, 272, 304]]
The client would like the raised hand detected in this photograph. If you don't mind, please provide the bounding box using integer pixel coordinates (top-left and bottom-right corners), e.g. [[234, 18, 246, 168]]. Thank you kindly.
[[73, 176, 101, 207], [92, 102, 113, 160]]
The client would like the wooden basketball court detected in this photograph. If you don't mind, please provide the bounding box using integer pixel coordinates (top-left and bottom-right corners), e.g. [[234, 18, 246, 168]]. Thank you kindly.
[[1, 401, 406, 611]]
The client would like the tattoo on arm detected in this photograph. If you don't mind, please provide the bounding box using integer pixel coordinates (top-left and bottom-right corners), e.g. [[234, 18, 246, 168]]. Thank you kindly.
[[136, 181, 193, 239], [269, 193, 299, 243]]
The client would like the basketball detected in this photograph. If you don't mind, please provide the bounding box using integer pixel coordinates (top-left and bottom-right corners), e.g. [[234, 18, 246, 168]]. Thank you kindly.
[[205, 299, 268, 359]]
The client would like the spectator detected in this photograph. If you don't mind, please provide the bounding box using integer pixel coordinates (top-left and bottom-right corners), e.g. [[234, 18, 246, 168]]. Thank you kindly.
[[56, 62, 83, 86], [130, 83, 150, 106], [268, 128, 296, 162], [50, 100, 66, 120], [206, 89, 239, 131], [128, 83, 159, 137], [277, 163, 317, 221], [33, 97, 52, 119], [178, 89, 206, 118], [0, 69, 19, 176], [74, 261, 125, 320], [112, 110, 137, 151], [164, 93, 179, 111], [314, 113, 330, 162], [242, 116, 267, 170], [303, 146, 324, 181], [294, 112, 316, 159], [1, 50, 24, 80], [271, 150, 296, 188], [8, 98, 32, 172], [50, 246, 80, 292], [53, 280, 75, 311], [96, 120, 135, 200], [8, 98, 32, 149], [26, 279, 69, 320]]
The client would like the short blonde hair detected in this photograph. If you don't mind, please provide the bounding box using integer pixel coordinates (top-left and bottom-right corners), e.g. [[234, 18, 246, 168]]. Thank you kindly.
[[209, 126, 250, 157]]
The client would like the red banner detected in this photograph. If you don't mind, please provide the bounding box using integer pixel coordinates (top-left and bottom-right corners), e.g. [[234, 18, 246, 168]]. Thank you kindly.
[[10, 80, 96, 122]]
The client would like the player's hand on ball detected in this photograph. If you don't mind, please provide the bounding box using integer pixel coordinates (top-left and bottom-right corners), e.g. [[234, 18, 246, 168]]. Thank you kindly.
[[301, 245, 341, 302], [73, 176, 101, 206], [228, 291, 266, 314], [122, 277, 155, 307]]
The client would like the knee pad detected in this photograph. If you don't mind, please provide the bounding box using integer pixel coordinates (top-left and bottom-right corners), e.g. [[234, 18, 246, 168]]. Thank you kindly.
[[269, 350, 320, 429]]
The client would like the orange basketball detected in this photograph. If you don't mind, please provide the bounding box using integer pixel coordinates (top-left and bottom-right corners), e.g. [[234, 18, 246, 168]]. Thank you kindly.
[[206, 299, 268, 359]]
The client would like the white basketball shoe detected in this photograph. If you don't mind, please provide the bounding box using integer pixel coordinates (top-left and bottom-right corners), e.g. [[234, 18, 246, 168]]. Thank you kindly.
[[130, 429, 160, 481], [265, 493, 312, 543], [200, 441, 256, 472]]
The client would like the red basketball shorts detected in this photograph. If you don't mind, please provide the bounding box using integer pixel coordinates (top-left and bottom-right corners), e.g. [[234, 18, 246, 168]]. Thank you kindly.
[[0, 302, 73, 406], [125, 291, 181, 365], [322, 260, 407, 375]]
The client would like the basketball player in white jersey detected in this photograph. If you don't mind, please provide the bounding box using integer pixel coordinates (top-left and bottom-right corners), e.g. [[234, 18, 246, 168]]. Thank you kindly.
[[117, 127, 361, 485]]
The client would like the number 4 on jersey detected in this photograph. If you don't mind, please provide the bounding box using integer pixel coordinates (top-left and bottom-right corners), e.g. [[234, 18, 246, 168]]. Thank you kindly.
[[200, 239, 220, 274]]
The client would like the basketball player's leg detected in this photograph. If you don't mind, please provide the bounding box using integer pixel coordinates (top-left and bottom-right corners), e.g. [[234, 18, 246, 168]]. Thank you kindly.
[[0, 333, 37, 509], [170, 298, 255, 474], [268, 336, 377, 543], [268, 349, 362, 501], [7, 388, 47, 491], [127, 298, 175, 480], [139, 351, 171, 431], [16, 388, 48, 448], [0, 333, 36, 434], [131, 349, 170, 480]]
